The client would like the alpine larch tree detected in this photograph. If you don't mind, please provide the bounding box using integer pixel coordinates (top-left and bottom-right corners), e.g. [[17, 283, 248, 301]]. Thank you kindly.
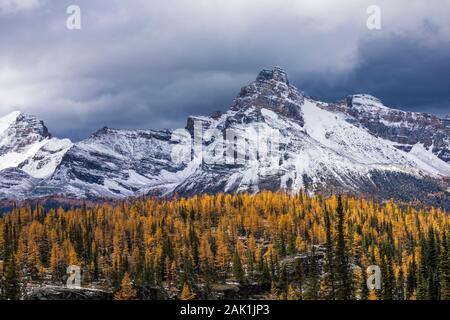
[[0, 191, 449, 300]]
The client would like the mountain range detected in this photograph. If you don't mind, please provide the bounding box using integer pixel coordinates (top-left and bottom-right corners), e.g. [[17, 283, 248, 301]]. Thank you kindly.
[[0, 67, 449, 208]]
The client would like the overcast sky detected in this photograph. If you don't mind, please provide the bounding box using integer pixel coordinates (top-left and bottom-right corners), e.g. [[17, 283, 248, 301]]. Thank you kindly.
[[0, 0, 449, 141]]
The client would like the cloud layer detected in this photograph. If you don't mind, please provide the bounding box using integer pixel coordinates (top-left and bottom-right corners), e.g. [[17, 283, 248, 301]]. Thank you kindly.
[[0, 0, 449, 140]]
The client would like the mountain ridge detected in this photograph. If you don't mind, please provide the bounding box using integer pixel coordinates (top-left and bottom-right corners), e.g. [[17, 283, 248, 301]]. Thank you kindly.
[[0, 67, 449, 208]]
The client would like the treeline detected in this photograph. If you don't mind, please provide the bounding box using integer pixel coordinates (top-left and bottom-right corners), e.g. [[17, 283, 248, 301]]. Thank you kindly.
[[0, 192, 450, 300]]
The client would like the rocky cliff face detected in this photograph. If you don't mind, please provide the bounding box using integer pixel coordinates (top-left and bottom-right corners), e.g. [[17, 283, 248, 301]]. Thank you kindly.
[[230, 66, 305, 124], [0, 112, 72, 199], [33, 127, 180, 198], [326, 94, 450, 163], [0, 67, 449, 207]]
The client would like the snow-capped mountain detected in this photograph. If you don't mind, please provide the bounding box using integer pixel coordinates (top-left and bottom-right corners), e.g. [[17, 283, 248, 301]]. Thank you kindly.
[[0, 111, 72, 177], [330, 94, 450, 163], [0, 67, 449, 207], [0, 112, 72, 199]]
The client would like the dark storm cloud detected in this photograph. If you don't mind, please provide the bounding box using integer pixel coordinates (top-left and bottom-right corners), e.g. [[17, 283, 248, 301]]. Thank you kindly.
[[0, 0, 449, 141], [296, 34, 450, 115]]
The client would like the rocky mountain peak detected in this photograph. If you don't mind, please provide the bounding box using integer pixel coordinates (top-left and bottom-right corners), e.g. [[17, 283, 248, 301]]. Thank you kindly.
[[230, 67, 304, 123], [256, 66, 289, 85], [346, 94, 384, 110], [0, 112, 52, 155], [93, 126, 112, 136], [0, 111, 51, 139], [0, 111, 72, 180], [16, 113, 52, 138]]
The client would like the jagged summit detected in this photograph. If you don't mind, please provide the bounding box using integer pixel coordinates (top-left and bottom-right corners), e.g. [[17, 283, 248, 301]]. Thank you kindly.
[[230, 67, 304, 122], [256, 66, 289, 85], [91, 126, 112, 137], [0, 111, 52, 150], [346, 94, 385, 109], [0, 110, 72, 181], [18, 112, 52, 138], [0, 111, 52, 139]]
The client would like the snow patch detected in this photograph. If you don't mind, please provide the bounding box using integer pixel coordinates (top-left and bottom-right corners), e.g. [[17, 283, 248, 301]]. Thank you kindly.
[[407, 143, 450, 176], [0, 111, 21, 135]]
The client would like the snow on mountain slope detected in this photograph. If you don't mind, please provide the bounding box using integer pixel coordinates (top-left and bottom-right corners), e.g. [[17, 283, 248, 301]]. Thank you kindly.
[[0, 112, 73, 199], [0, 111, 73, 178], [33, 127, 182, 198], [327, 94, 450, 163], [161, 69, 449, 201], [0, 67, 449, 207], [0, 137, 48, 171], [0, 168, 39, 199], [407, 143, 450, 176], [302, 99, 450, 177], [18, 138, 73, 178], [0, 111, 21, 135]]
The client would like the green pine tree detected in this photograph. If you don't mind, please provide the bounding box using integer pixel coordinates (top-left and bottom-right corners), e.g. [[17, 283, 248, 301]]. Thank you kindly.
[[427, 227, 440, 300], [417, 235, 428, 300], [3, 255, 20, 300], [322, 208, 336, 299], [381, 249, 395, 300], [440, 232, 450, 300], [360, 266, 369, 300], [406, 254, 417, 299], [232, 249, 245, 284], [258, 256, 271, 288], [335, 195, 353, 299], [294, 258, 304, 300], [305, 247, 320, 300]]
